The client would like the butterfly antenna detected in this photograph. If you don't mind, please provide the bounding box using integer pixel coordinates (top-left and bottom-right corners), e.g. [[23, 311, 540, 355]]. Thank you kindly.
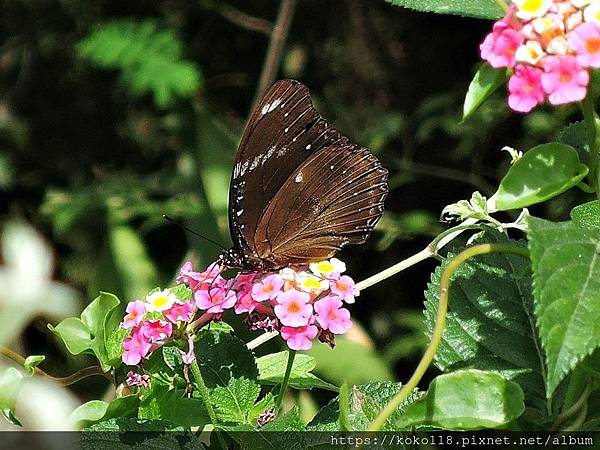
[[162, 215, 226, 251]]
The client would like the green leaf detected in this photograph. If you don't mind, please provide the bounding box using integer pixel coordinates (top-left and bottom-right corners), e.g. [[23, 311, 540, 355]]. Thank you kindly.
[[257, 352, 338, 391], [49, 292, 121, 371], [424, 230, 546, 410], [463, 65, 508, 122], [170, 284, 192, 302], [385, 0, 504, 19], [78, 19, 202, 108], [195, 330, 261, 424], [308, 381, 422, 431], [69, 395, 139, 429], [558, 121, 588, 163], [226, 408, 305, 450], [0, 368, 23, 426], [69, 400, 109, 427], [23, 355, 45, 376], [105, 327, 128, 367], [571, 201, 600, 230], [394, 370, 525, 430], [495, 143, 589, 210], [527, 216, 600, 396], [138, 384, 209, 428]]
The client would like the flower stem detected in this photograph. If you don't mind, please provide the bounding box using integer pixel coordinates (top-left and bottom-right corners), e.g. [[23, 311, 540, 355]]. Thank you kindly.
[[0, 346, 110, 385], [275, 349, 296, 415], [367, 243, 530, 431], [190, 359, 227, 449], [581, 87, 600, 198], [356, 221, 483, 291]]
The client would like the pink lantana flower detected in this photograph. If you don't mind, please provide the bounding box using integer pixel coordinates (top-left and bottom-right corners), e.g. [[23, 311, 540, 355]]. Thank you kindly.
[[251, 274, 284, 301], [177, 261, 224, 291], [568, 22, 600, 67], [508, 65, 545, 112], [235, 287, 259, 314], [280, 324, 319, 351], [314, 296, 352, 334], [480, 24, 524, 68], [195, 286, 237, 313], [122, 326, 152, 365], [121, 300, 145, 329], [164, 301, 195, 323], [274, 288, 312, 327], [330, 275, 359, 304], [141, 320, 173, 342], [541, 55, 589, 104]]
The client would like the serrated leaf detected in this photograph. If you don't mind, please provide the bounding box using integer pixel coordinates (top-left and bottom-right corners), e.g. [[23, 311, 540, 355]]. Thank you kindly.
[[394, 370, 525, 430], [527, 216, 600, 396], [162, 346, 184, 372], [105, 327, 128, 367], [308, 381, 422, 432], [195, 330, 261, 424], [571, 201, 600, 230], [463, 65, 509, 122], [424, 230, 546, 411], [170, 284, 192, 302], [50, 292, 121, 371], [138, 384, 209, 428], [257, 352, 338, 391], [385, 0, 504, 19], [495, 143, 588, 210], [558, 121, 588, 163], [78, 19, 202, 108], [226, 408, 305, 450]]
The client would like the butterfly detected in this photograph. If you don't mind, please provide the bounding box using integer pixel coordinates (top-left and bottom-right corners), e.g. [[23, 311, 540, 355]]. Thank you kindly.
[[218, 79, 388, 272]]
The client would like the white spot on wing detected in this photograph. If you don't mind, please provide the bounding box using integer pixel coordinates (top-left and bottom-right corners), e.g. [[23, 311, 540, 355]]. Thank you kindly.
[[295, 172, 303, 183], [236, 209, 244, 217]]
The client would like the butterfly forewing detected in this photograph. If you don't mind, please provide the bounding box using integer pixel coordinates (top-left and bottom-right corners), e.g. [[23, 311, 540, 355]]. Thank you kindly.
[[228, 79, 388, 270], [229, 80, 346, 258]]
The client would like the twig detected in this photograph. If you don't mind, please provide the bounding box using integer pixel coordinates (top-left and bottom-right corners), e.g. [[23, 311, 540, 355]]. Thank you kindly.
[[251, 0, 297, 112], [219, 4, 272, 35], [0, 346, 110, 385]]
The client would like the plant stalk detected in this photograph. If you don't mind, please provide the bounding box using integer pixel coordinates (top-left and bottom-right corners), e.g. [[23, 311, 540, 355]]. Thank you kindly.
[[581, 87, 600, 199], [190, 359, 227, 449], [275, 349, 296, 415], [367, 243, 530, 431]]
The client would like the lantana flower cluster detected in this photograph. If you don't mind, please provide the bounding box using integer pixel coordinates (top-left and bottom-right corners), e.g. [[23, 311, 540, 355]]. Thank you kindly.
[[120, 258, 358, 368], [480, 0, 600, 112]]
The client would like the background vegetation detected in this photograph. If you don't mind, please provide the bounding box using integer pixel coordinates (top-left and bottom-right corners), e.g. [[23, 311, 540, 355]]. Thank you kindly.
[[0, 0, 585, 418]]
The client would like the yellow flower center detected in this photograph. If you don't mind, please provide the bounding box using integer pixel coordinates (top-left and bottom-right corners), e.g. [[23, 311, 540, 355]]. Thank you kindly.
[[303, 278, 321, 289], [521, 0, 544, 13], [316, 262, 334, 272], [151, 296, 169, 307]]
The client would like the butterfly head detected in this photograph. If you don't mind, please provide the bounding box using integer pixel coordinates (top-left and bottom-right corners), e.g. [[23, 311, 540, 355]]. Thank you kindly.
[[218, 247, 265, 272]]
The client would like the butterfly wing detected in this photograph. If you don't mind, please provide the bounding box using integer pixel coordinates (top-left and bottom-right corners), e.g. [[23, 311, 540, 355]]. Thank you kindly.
[[253, 143, 388, 267], [229, 80, 347, 258]]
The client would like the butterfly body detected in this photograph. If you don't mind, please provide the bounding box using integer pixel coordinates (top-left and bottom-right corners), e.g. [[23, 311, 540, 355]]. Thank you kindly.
[[220, 80, 388, 272]]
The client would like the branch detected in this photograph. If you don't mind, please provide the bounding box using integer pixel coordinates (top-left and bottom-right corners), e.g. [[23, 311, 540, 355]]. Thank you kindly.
[[219, 4, 272, 36], [251, 0, 297, 112]]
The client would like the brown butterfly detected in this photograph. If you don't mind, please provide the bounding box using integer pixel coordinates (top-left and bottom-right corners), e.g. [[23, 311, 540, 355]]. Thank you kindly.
[[219, 80, 388, 271]]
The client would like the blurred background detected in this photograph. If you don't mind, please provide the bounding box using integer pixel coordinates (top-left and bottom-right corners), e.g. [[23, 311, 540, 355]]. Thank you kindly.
[[0, 0, 582, 421]]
